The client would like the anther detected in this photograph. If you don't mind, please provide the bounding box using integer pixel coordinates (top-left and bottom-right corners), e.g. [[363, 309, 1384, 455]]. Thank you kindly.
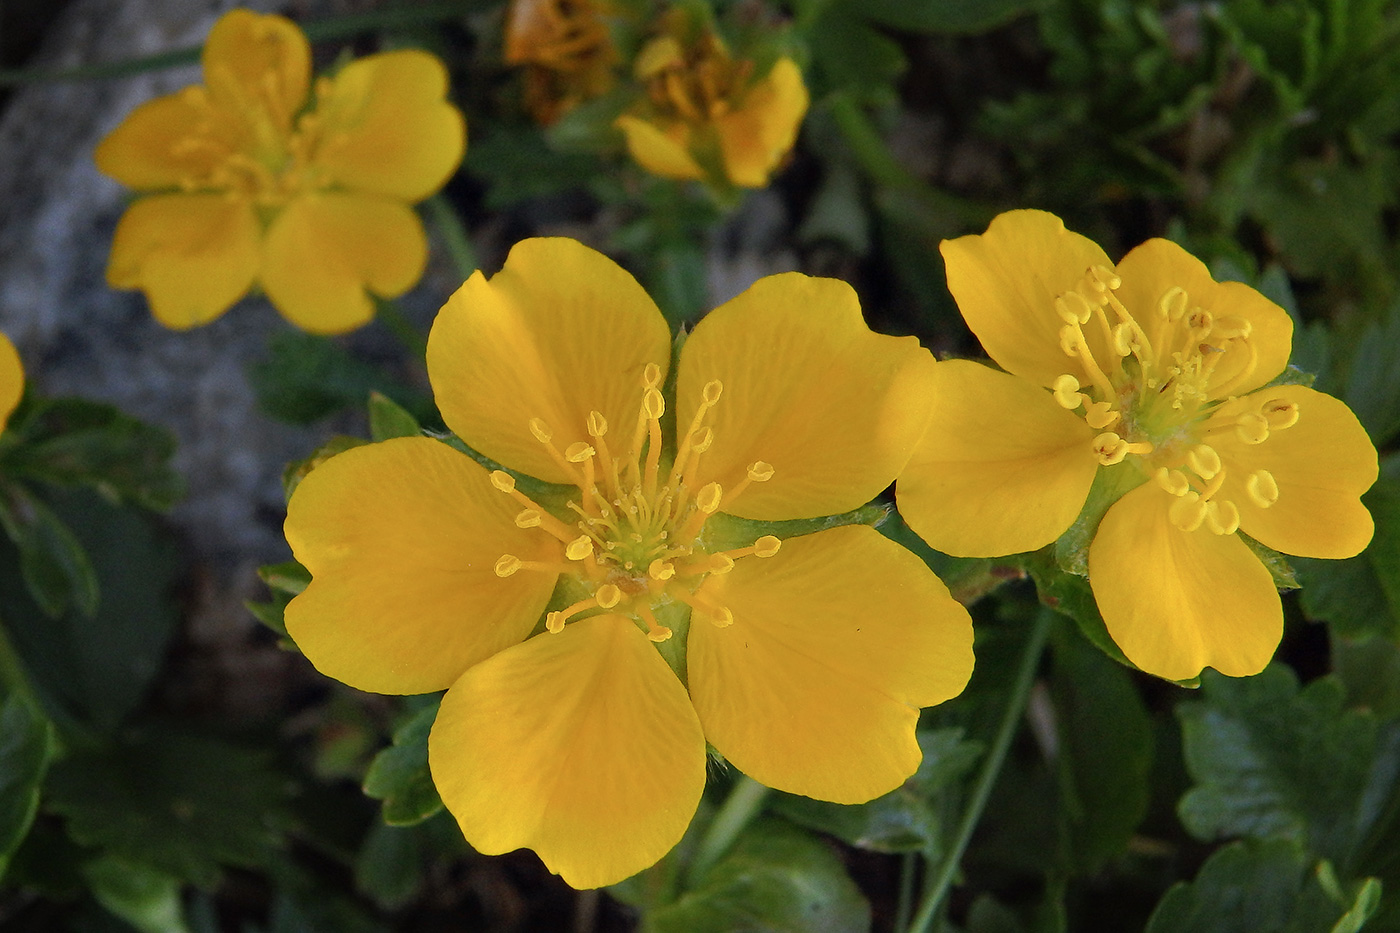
[[1052, 374, 1082, 409], [1169, 492, 1208, 532], [747, 461, 775, 483], [648, 559, 676, 581], [565, 535, 595, 561], [1059, 325, 1083, 358], [514, 509, 542, 528], [1235, 412, 1270, 445], [1055, 293, 1093, 325], [1187, 309, 1214, 334], [1262, 399, 1299, 430], [1205, 500, 1240, 536], [1154, 467, 1191, 497], [565, 442, 595, 463], [1085, 401, 1120, 429], [1187, 444, 1221, 480], [529, 418, 552, 444], [545, 611, 566, 634], [702, 380, 723, 404], [696, 482, 723, 513], [1112, 323, 1136, 357], [1246, 470, 1279, 508], [644, 387, 665, 420], [587, 411, 608, 437], [490, 471, 517, 493], [494, 555, 522, 577], [754, 535, 781, 558], [595, 584, 623, 609], [643, 362, 662, 388], [708, 606, 734, 628], [1158, 286, 1188, 321], [691, 427, 714, 453], [1092, 433, 1129, 466], [1213, 316, 1252, 340], [1091, 264, 1122, 290]]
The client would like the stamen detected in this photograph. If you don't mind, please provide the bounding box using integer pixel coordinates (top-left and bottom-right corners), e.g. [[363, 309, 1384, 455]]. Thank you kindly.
[[1187, 444, 1221, 480], [1262, 398, 1299, 430], [720, 461, 774, 511], [1169, 492, 1208, 532], [636, 603, 673, 642], [669, 379, 724, 489], [1055, 293, 1093, 325], [491, 471, 576, 541], [565, 441, 595, 462], [1157, 286, 1189, 321], [528, 417, 586, 485], [1246, 470, 1279, 508], [1234, 412, 1270, 445], [1085, 401, 1120, 429], [1091, 264, 1122, 290], [643, 387, 665, 496], [1112, 323, 1136, 357], [1204, 499, 1240, 535], [595, 584, 623, 609], [648, 559, 676, 581], [753, 535, 781, 557], [514, 509, 542, 528], [494, 555, 522, 577], [1093, 432, 1129, 466], [1053, 374, 1083, 409], [565, 535, 595, 561], [1210, 339, 1260, 398], [1154, 467, 1191, 497]]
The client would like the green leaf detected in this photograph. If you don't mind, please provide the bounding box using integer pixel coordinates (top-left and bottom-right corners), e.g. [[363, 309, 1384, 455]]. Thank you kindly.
[[249, 331, 430, 426], [770, 728, 982, 856], [644, 817, 870, 933], [354, 820, 426, 910], [367, 391, 421, 442], [246, 561, 312, 642], [0, 396, 181, 510], [1145, 837, 1380, 933], [0, 488, 181, 729], [0, 693, 55, 879], [0, 480, 98, 618], [804, 2, 905, 99], [83, 855, 191, 933], [1177, 666, 1379, 863], [362, 701, 444, 826], [45, 728, 289, 887], [1343, 298, 1400, 447], [1331, 633, 1400, 720], [1026, 554, 1135, 672], [1048, 622, 1153, 873]]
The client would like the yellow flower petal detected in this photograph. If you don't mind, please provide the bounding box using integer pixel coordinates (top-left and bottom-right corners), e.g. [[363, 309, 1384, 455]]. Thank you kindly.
[[430, 614, 706, 889], [106, 193, 260, 329], [940, 209, 1116, 388], [1112, 238, 1293, 396], [1089, 483, 1282, 680], [427, 238, 671, 483], [897, 359, 1100, 557], [94, 91, 236, 191], [689, 525, 974, 803], [261, 192, 427, 334], [677, 272, 935, 520], [311, 50, 467, 202], [201, 9, 309, 136], [1215, 385, 1377, 558], [285, 437, 560, 695], [0, 333, 23, 433], [615, 114, 705, 181], [716, 58, 808, 188]]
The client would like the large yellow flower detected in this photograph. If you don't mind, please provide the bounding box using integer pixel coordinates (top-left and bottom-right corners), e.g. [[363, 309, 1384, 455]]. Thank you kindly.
[[95, 9, 466, 333], [614, 24, 807, 189], [283, 238, 974, 888], [897, 210, 1377, 682], [0, 332, 23, 433]]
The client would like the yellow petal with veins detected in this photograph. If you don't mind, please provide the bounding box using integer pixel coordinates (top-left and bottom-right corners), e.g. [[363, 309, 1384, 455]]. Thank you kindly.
[[716, 58, 808, 188], [940, 209, 1116, 389], [261, 192, 427, 334], [430, 614, 706, 889], [677, 272, 935, 520], [106, 193, 260, 330], [1112, 238, 1293, 397], [428, 238, 671, 483], [201, 9, 309, 137], [1215, 385, 1377, 558], [1090, 483, 1281, 681], [94, 90, 237, 191], [0, 333, 23, 433], [285, 437, 559, 695], [689, 525, 973, 803], [311, 50, 466, 202], [897, 359, 1101, 557]]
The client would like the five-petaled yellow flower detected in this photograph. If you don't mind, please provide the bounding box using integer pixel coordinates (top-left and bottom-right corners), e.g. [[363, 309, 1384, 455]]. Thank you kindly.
[[614, 18, 807, 189], [283, 238, 974, 888], [95, 9, 466, 333], [0, 333, 23, 434], [897, 210, 1378, 682]]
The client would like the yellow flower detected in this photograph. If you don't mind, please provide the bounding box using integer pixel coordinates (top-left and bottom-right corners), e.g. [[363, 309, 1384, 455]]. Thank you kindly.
[[614, 25, 807, 189], [897, 210, 1378, 682], [0, 332, 23, 433], [283, 238, 974, 888], [95, 9, 466, 333], [504, 0, 619, 124]]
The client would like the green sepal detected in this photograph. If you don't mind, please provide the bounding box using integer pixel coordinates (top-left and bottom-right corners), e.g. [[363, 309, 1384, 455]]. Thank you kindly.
[[362, 700, 444, 827], [1239, 532, 1301, 591], [700, 502, 889, 553], [246, 561, 312, 642], [1053, 461, 1147, 576], [367, 391, 422, 442]]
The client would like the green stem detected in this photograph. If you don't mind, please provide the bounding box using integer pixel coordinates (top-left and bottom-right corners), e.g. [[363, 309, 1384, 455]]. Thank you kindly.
[[0, 0, 479, 87], [686, 776, 770, 887], [905, 607, 1054, 933], [894, 852, 919, 933], [424, 194, 478, 281], [375, 299, 429, 362]]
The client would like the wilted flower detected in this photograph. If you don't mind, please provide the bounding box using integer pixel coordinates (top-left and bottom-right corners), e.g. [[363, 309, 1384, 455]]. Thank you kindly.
[[504, 0, 620, 124], [897, 210, 1377, 681], [96, 8, 465, 332], [284, 237, 974, 887]]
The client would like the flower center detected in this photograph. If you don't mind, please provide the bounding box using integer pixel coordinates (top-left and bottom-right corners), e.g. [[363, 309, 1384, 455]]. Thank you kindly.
[[635, 33, 753, 124], [492, 363, 779, 641], [1048, 265, 1298, 535]]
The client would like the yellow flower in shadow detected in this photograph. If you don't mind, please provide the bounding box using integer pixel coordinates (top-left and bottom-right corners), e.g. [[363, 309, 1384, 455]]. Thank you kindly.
[[614, 23, 807, 189], [0, 333, 23, 433], [95, 9, 466, 333], [504, 0, 620, 124], [283, 238, 974, 888], [897, 209, 1378, 682]]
